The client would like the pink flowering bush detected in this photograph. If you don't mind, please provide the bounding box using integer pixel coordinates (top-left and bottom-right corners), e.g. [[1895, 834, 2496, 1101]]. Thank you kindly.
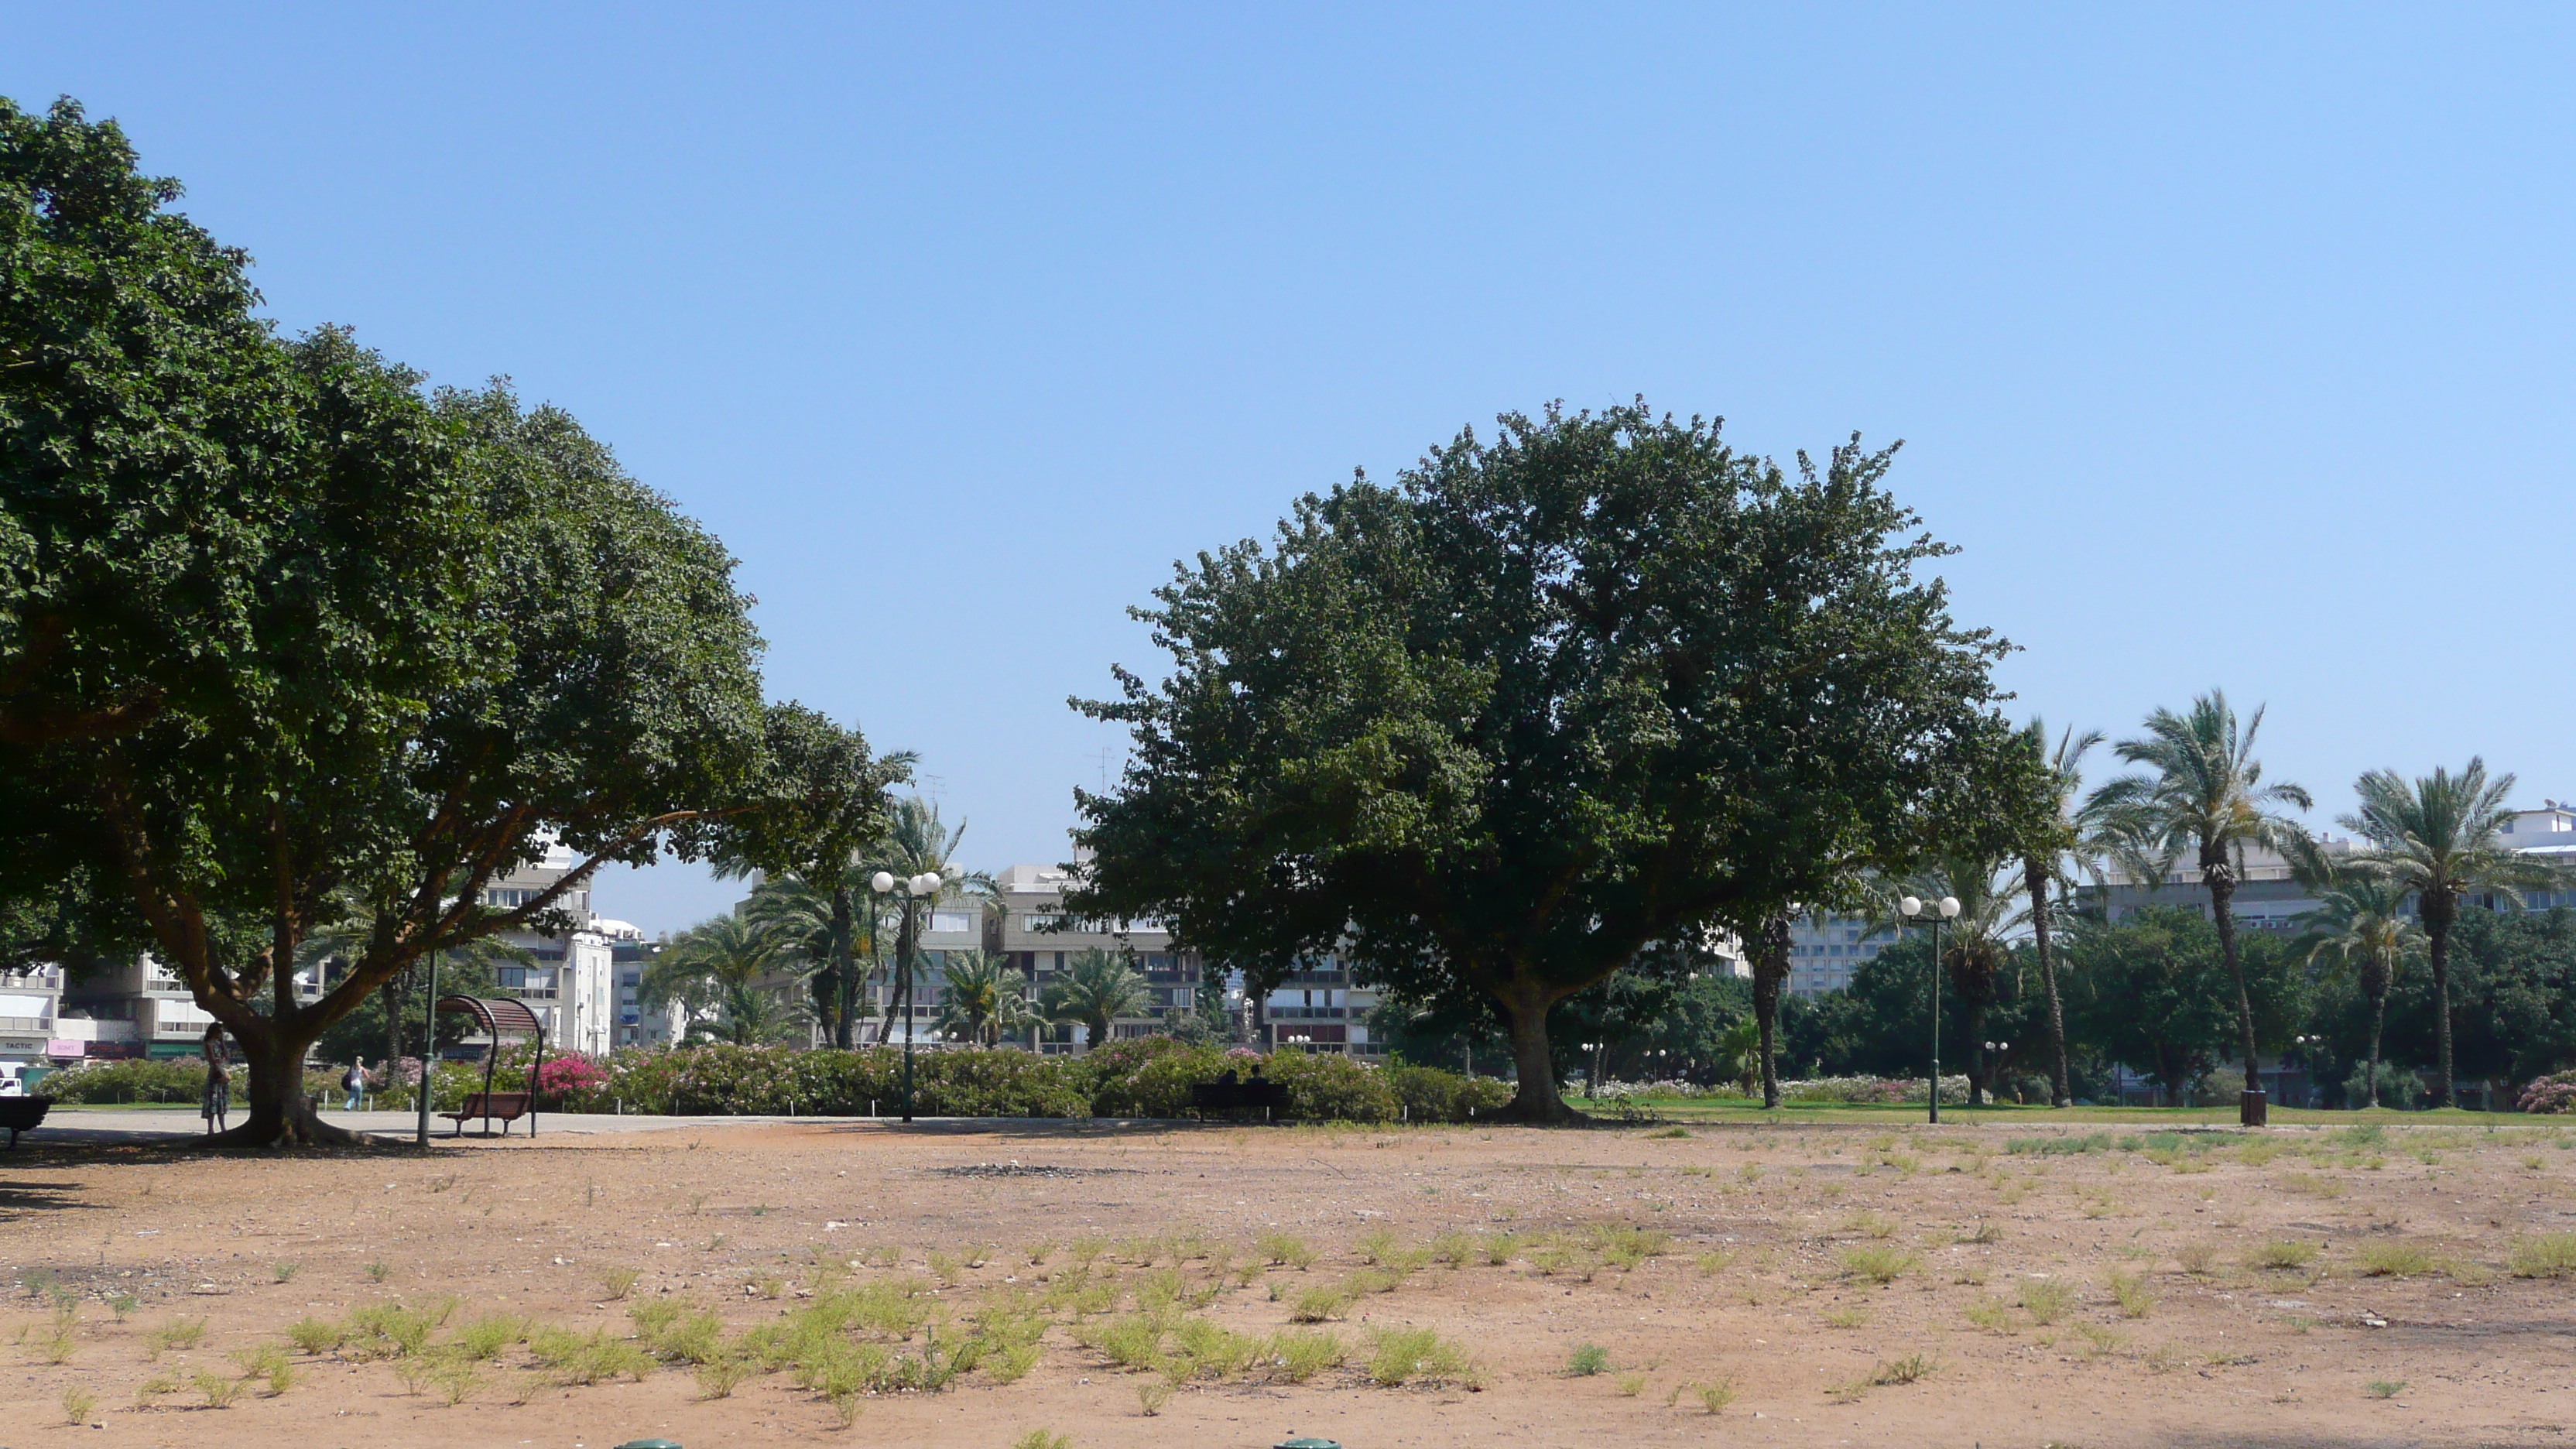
[[2519, 1071, 2576, 1115], [535, 1054, 608, 1095]]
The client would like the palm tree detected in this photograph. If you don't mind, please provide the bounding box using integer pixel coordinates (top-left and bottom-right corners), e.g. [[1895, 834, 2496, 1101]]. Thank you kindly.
[[1040, 947, 1149, 1052], [2088, 692, 2311, 1115], [741, 870, 877, 1045], [2286, 837, 2423, 1108], [861, 798, 999, 1046], [711, 974, 814, 1046], [642, 913, 796, 1045], [932, 950, 1038, 1046], [1866, 855, 2027, 1106], [2015, 718, 2105, 1109], [2338, 759, 2561, 1107]]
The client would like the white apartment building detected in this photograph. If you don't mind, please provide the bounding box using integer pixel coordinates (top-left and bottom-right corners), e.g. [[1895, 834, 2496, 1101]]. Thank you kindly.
[[480, 840, 621, 1057], [59, 954, 324, 1061], [992, 858, 1211, 1051], [1787, 916, 1899, 998]]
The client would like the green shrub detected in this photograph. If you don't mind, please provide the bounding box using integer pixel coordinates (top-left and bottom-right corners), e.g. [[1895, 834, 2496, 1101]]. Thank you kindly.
[[356, 1039, 1503, 1122], [1382, 1062, 1516, 1122], [37, 1057, 221, 1104]]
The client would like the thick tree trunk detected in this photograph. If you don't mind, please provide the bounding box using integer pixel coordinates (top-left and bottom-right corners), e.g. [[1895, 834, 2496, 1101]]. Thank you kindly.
[[206, 1026, 361, 1147], [1495, 980, 1574, 1122], [2365, 985, 2388, 1108], [829, 887, 858, 1050], [2025, 856, 2074, 1108], [1752, 914, 1789, 1110], [2204, 860, 2263, 1091], [382, 973, 404, 1069], [2422, 892, 2458, 1108]]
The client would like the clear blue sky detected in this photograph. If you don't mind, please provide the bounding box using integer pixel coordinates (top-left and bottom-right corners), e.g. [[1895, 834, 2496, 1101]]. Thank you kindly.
[[11, 5, 2572, 934]]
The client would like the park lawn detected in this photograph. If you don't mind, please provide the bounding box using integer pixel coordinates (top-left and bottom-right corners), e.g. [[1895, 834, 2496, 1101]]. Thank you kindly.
[[1615, 1095, 2529, 1127]]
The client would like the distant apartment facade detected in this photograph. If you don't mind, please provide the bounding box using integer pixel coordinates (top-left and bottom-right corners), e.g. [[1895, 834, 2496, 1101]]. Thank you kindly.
[[481, 841, 680, 1056], [990, 859, 1221, 1050], [1787, 916, 1899, 998]]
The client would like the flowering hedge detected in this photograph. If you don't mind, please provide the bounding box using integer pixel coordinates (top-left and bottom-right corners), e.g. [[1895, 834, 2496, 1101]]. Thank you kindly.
[[2519, 1071, 2576, 1115]]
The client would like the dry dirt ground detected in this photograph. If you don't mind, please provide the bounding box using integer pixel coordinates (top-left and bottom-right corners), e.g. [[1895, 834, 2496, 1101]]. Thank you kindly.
[[2, 1115, 2572, 1449]]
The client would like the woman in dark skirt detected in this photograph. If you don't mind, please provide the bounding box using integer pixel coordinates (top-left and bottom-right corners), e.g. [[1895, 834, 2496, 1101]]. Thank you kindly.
[[200, 1023, 231, 1135]]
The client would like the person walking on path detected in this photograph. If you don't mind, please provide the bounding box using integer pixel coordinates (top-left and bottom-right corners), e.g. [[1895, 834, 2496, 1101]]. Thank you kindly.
[[342, 1057, 369, 1112], [200, 1024, 232, 1135]]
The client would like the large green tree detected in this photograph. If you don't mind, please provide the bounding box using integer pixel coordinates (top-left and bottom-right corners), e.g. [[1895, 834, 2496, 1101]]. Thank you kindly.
[[2088, 691, 2311, 1117], [2339, 759, 2563, 1106], [1067, 404, 2012, 1118], [14, 374, 766, 1142], [1, 97, 286, 752], [2061, 907, 2239, 1105]]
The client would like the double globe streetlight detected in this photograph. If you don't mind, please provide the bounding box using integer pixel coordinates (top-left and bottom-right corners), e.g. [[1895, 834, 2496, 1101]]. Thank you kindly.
[[1897, 893, 1960, 1124], [870, 866, 953, 1124]]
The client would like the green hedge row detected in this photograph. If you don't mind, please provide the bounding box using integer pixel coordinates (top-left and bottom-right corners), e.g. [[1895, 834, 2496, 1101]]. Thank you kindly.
[[466, 1038, 1512, 1123]]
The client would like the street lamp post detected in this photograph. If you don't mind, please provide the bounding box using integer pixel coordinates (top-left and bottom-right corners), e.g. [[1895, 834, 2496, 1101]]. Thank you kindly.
[[870, 867, 951, 1123], [1985, 1040, 2012, 1104], [1898, 894, 1961, 1123]]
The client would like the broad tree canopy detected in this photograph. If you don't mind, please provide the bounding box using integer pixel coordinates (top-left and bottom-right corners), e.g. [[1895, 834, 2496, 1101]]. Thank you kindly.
[[1069, 402, 2012, 1117]]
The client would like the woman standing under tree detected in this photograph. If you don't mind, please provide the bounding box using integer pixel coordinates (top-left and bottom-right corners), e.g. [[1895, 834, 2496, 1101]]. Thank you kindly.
[[200, 1024, 231, 1135]]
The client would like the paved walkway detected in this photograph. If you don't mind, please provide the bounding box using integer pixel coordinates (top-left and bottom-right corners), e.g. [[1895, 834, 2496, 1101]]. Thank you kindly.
[[25, 1106, 881, 1146]]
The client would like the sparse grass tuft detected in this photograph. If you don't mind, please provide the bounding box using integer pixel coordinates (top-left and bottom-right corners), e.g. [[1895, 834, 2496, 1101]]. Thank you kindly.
[[1268, 1329, 1346, 1383], [287, 1317, 344, 1355], [1691, 1379, 1737, 1414], [2176, 1240, 2219, 1276], [596, 1265, 641, 1300], [1615, 1371, 1647, 1396], [1839, 1244, 1918, 1285], [1257, 1232, 1317, 1271], [2358, 1242, 2434, 1278], [697, 1355, 754, 1399], [2019, 1278, 2075, 1324], [193, 1368, 243, 1409], [1872, 1353, 1937, 1386], [2249, 1239, 2319, 1272], [2108, 1271, 2156, 1318], [1288, 1283, 1358, 1323], [2509, 1233, 2576, 1279], [1841, 1211, 1898, 1239], [1963, 1295, 2016, 1333], [1014, 1433, 1073, 1449], [272, 1261, 301, 1283], [1567, 1342, 1610, 1376], [60, 1386, 96, 1425], [2367, 1379, 2406, 1399], [1365, 1326, 1477, 1387]]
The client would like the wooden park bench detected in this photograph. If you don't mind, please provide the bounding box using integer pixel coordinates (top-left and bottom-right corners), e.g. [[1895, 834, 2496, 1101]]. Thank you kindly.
[[1187, 1076, 1291, 1120], [440, 1091, 532, 1136], [0, 1096, 49, 1149]]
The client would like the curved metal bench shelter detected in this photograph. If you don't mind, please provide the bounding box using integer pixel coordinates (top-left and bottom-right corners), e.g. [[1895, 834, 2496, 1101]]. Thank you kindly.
[[433, 995, 549, 1139]]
